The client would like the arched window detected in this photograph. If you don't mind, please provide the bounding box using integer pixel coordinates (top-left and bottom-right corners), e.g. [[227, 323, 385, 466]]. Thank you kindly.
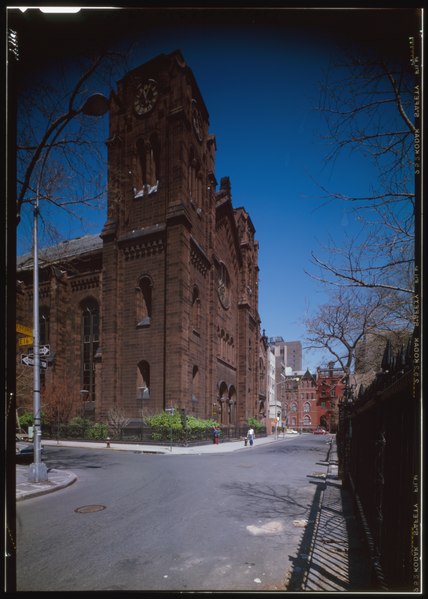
[[134, 134, 160, 197], [303, 415, 311, 426], [137, 360, 150, 399], [136, 276, 152, 327], [192, 365, 199, 403], [191, 285, 200, 333], [304, 402, 311, 413], [80, 298, 99, 401], [150, 132, 160, 182], [136, 138, 147, 188], [188, 145, 203, 210]]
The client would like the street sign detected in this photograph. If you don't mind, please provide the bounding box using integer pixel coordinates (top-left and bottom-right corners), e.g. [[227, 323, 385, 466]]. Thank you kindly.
[[27, 345, 50, 356], [18, 336, 33, 347], [21, 355, 48, 369], [16, 323, 32, 336]]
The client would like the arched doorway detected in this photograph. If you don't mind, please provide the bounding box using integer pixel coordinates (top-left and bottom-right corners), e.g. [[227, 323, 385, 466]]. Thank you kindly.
[[217, 381, 228, 425]]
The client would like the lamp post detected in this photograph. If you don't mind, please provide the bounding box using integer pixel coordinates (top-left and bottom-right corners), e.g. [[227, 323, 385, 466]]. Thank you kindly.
[[28, 93, 109, 483], [273, 374, 286, 439]]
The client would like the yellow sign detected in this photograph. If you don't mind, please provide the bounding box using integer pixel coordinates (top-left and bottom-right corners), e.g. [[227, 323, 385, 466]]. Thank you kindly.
[[18, 336, 33, 346], [16, 323, 33, 336]]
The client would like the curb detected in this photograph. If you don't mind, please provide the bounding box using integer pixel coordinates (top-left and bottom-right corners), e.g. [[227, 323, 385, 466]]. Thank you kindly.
[[16, 469, 77, 502]]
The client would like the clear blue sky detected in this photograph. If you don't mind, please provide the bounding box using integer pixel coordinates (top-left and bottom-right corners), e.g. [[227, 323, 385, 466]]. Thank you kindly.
[[12, 7, 419, 371]]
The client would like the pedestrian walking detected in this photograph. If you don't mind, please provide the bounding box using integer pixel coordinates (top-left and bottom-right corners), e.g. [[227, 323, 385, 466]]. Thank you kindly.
[[247, 427, 255, 446], [213, 427, 220, 444]]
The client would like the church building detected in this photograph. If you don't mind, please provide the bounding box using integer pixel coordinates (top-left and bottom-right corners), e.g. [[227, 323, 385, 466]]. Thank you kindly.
[[16, 50, 261, 429]]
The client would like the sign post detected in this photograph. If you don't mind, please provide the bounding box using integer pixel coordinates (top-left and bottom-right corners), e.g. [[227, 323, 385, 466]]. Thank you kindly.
[[21, 355, 48, 369], [28, 196, 48, 483]]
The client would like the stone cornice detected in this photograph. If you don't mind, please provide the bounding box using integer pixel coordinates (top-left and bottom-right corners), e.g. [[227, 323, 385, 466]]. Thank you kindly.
[[71, 274, 100, 292], [190, 236, 211, 277]]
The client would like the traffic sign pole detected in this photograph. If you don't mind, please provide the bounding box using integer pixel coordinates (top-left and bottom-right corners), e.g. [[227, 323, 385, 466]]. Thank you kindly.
[[21, 355, 48, 368], [28, 198, 48, 483]]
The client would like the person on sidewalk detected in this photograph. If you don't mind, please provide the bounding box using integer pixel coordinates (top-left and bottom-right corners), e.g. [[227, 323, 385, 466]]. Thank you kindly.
[[247, 427, 255, 446], [213, 427, 220, 445]]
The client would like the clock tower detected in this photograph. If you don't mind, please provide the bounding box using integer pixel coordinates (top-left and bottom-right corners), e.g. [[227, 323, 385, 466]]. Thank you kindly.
[[100, 50, 217, 417], [16, 50, 261, 430]]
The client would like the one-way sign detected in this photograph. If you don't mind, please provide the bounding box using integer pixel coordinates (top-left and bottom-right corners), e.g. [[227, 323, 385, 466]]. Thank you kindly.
[[27, 345, 50, 356], [21, 355, 48, 369]]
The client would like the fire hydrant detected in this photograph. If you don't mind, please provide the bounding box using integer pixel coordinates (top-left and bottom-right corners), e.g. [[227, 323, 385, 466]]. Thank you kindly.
[[244, 437, 248, 447], [106, 437, 111, 448]]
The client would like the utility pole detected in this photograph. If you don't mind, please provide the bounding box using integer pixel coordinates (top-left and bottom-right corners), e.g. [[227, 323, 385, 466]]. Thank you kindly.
[[27, 93, 109, 483], [28, 181, 47, 482]]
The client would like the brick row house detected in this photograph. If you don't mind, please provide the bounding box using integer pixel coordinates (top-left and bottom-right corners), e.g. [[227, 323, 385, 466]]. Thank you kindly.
[[16, 50, 261, 430], [280, 364, 346, 432], [315, 363, 346, 432]]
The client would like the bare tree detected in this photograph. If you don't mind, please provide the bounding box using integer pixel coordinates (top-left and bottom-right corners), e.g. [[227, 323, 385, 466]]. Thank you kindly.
[[42, 374, 77, 426], [14, 49, 130, 250], [107, 406, 131, 438], [307, 49, 418, 327], [304, 286, 407, 372], [16, 361, 33, 412]]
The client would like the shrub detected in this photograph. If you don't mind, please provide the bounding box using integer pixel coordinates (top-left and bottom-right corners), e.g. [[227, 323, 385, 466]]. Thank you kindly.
[[88, 422, 109, 440], [145, 410, 219, 442], [18, 410, 34, 429], [247, 417, 264, 432], [66, 416, 92, 438], [19, 410, 50, 428]]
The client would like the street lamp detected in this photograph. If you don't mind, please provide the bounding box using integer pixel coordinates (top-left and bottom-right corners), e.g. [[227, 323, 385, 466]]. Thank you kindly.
[[28, 93, 109, 483], [273, 374, 286, 439]]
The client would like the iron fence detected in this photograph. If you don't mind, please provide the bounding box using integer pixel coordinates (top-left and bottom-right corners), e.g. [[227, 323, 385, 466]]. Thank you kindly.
[[42, 422, 266, 447], [337, 333, 421, 592]]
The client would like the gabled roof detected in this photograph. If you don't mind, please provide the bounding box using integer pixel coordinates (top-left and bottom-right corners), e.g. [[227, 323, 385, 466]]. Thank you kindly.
[[302, 368, 316, 381]]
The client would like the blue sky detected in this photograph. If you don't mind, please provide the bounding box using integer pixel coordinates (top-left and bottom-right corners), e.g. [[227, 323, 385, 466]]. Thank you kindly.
[[12, 7, 419, 371]]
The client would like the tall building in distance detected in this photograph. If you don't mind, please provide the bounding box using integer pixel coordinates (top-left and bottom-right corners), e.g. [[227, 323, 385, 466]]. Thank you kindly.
[[268, 337, 302, 372]]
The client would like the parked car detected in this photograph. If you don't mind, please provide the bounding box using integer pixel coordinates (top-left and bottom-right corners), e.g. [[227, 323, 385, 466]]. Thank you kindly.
[[313, 427, 328, 435], [16, 439, 33, 463], [286, 428, 299, 434], [15, 437, 43, 463]]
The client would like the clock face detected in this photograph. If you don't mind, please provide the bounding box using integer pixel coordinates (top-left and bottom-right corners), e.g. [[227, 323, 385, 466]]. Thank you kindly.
[[192, 100, 203, 142], [134, 79, 159, 115]]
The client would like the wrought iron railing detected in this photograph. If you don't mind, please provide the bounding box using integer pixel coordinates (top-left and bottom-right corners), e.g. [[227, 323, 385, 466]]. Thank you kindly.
[[337, 331, 420, 592]]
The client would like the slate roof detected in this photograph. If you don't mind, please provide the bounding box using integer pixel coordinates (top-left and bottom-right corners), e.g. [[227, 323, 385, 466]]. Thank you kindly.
[[17, 234, 103, 271]]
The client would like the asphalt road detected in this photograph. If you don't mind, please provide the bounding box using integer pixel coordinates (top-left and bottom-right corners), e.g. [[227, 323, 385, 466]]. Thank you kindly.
[[16, 435, 331, 592]]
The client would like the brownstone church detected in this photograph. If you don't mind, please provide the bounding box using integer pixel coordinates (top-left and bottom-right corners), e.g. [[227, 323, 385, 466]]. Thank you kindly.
[[17, 50, 262, 428]]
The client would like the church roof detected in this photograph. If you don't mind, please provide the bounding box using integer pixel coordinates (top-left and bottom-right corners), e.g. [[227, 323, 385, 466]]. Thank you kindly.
[[17, 234, 103, 270]]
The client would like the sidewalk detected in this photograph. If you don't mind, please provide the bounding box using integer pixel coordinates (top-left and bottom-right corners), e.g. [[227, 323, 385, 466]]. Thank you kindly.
[[286, 439, 373, 592]]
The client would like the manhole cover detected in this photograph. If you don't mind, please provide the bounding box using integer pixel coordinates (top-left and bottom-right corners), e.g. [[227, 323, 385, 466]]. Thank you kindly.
[[75, 504, 106, 513]]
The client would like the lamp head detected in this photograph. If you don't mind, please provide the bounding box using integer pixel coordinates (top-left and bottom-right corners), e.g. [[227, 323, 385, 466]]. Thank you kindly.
[[81, 93, 109, 117]]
